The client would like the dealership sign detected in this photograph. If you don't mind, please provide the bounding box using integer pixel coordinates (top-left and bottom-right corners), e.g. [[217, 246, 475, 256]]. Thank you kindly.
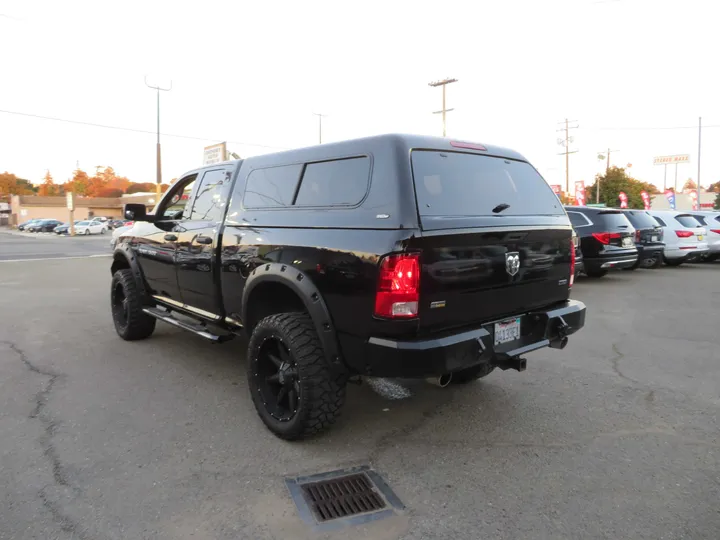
[[653, 154, 690, 165], [203, 142, 227, 166]]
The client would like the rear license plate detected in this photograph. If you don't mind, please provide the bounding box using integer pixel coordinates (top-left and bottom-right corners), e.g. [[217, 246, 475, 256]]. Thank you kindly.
[[494, 318, 521, 345], [651, 235, 658, 242], [698, 235, 704, 241], [622, 237, 633, 247]]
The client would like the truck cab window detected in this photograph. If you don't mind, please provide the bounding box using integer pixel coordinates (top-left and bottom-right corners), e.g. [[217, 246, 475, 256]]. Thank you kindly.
[[188, 169, 229, 222], [157, 176, 197, 220]]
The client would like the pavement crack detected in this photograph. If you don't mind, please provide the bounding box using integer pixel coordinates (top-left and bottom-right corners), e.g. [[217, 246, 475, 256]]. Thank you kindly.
[[1, 340, 85, 535], [609, 343, 634, 383], [39, 487, 90, 540]]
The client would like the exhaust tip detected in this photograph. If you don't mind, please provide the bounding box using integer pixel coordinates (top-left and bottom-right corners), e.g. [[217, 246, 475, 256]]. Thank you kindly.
[[427, 373, 453, 388]]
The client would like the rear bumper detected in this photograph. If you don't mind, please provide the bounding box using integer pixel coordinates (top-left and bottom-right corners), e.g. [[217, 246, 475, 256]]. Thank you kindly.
[[339, 300, 586, 378], [636, 244, 664, 266], [584, 255, 637, 272], [665, 246, 709, 261]]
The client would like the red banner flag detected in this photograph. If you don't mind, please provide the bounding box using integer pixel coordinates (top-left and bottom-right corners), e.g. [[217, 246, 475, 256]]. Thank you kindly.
[[640, 190, 650, 210], [575, 181, 586, 206], [618, 191, 628, 209]]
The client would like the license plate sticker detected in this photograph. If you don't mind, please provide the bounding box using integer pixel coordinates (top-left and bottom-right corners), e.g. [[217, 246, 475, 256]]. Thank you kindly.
[[494, 317, 521, 345], [622, 237, 633, 247], [698, 235, 704, 241]]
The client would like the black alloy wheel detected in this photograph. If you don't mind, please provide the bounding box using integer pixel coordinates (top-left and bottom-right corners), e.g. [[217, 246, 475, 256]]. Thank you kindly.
[[110, 269, 156, 340], [111, 281, 129, 329], [253, 337, 301, 422]]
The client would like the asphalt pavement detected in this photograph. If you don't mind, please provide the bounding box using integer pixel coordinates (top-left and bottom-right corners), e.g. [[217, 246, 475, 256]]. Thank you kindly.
[[0, 228, 111, 261], [0, 241, 718, 539]]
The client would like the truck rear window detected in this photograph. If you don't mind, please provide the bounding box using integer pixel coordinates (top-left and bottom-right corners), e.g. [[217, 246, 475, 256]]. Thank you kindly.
[[411, 151, 563, 217]]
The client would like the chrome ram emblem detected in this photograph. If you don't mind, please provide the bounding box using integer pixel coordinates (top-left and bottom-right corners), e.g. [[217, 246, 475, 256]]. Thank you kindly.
[[505, 252, 520, 277]]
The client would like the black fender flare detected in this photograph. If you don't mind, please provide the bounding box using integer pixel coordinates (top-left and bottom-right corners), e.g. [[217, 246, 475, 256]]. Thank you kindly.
[[111, 244, 151, 302], [241, 263, 342, 369]]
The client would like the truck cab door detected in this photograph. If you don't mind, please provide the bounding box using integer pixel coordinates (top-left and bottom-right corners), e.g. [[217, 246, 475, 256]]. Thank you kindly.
[[175, 167, 233, 319], [133, 174, 199, 302]]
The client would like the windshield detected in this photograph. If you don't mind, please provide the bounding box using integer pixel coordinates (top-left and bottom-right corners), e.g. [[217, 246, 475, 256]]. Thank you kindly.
[[675, 215, 702, 228], [411, 151, 564, 217], [77, 221, 90, 226]]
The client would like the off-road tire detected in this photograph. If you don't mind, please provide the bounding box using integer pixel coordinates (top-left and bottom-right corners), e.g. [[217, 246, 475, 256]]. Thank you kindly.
[[585, 268, 608, 278], [247, 313, 347, 440], [451, 362, 496, 384], [664, 257, 684, 267], [111, 269, 156, 340]]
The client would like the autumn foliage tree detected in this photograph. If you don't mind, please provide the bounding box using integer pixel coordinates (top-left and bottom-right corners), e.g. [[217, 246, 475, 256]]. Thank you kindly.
[[585, 166, 658, 209], [0, 172, 36, 196], [65, 169, 91, 195], [682, 179, 697, 191], [37, 171, 61, 196]]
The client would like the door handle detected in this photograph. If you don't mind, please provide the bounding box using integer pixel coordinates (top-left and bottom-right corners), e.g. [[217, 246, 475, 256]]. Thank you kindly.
[[196, 235, 213, 245], [164, 234, 178, 242]]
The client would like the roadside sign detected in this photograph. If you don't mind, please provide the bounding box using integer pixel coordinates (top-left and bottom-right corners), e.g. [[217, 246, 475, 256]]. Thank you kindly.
[[66, 192, 75, 211], [203, 142, 227, 166], [653, 154, 690, 165]]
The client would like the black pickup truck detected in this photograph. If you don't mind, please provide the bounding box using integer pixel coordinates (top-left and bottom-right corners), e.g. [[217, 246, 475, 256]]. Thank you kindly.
[[110, 134, 586, 440]]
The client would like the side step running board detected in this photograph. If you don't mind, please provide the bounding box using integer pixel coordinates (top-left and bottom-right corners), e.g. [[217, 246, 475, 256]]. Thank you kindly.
[[142, 307, 232, 343]]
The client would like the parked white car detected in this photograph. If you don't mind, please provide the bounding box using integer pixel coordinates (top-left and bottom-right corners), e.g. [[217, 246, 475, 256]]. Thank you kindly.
[[648, 210, 708, 266], [689, 211, 720, 261], [109, 224, 133, 248], [75, 220, 108, 235]]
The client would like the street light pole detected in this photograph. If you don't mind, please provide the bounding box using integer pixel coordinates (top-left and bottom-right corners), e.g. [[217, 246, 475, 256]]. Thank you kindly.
[[313, 112, 327, 144], [145, 76, 172, 199]]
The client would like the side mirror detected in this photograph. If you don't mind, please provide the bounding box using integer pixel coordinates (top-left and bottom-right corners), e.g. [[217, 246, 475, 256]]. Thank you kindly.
[[124, 203, 153, 222]]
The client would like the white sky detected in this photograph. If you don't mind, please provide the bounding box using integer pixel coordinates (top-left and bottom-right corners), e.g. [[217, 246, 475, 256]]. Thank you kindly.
[[1, 0, 718, 192]]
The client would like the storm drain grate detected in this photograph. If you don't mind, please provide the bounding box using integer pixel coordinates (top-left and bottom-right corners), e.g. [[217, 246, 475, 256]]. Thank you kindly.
[[300, 472, 387, 522]]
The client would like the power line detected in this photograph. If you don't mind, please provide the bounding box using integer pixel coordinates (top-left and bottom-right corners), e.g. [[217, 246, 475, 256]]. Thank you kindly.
[[584, 124, 720, 132], [0, 108, 288, 150]]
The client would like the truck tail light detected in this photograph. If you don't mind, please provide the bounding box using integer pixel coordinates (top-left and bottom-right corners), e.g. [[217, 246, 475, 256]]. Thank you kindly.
[[569, 239, 575, 288], [374, 253, 420, 319], [675, 230, 694, 238], [635, 230, 641, 242], [591, 232, 622, 244]]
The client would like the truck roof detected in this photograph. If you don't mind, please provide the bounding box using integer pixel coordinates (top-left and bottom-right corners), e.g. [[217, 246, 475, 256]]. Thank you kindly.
[[187, 134, 530, 177]]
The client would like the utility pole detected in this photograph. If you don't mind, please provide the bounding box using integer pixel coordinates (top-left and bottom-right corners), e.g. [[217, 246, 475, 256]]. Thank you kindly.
[[596, 148, 619, 203], [557, 119, 579, 196], [697, 117, 702, 206], [312, 112, 327, 144], [145, 76, 172, 199], [429, 78, 458, 137]]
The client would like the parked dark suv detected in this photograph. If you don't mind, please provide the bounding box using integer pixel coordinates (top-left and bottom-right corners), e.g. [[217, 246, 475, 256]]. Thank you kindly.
[[620, 209, 665, 269], [565, 206, 638, 278], [111, 134, 587, 439]]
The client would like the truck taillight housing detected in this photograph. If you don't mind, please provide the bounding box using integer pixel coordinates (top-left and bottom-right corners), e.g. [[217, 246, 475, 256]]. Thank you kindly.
[[569, 239, 575, 288], [374, 253, 420, 319]]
